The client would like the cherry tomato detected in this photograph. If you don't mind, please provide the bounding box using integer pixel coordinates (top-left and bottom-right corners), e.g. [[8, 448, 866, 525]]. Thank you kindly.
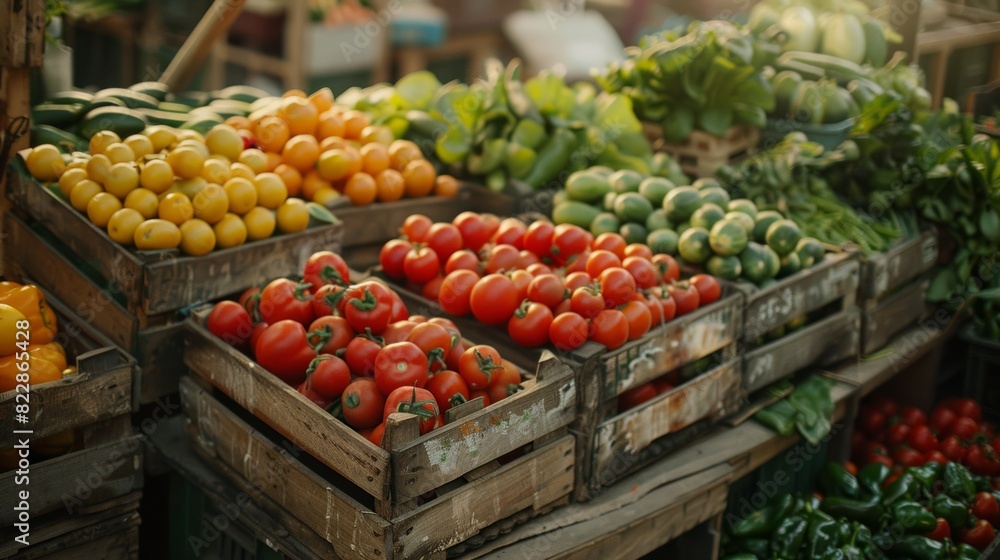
[[526, 262, 553, 276], [689, 274, 721, 305], [445, 337, 466, 372], [868, 453, 894, 469], [930, 406, 958, 435], [480, 213, 501, 239], [407, 322, 453, 372], [401, 214, 432, 242], [307, 316, 354, 354], [570, 285, 605, 319], [891, 447, 925, 468], [342, 281, 394, 334], [382, 320, 417, 345], [516, 249, 540, 269], [374, 341, 429, 395], [426, 370, 470, 412], [437, 269, 478, 316], [384, 386, 439, 435], [523, 220, 554, 258], [886, 423, 912, 448], [553, 298, 572, 317], [469, 274, 519, 325], [925, 518, 950, 542], [528, 274, 568, 309], [585, 250, 622, 278], [899, 406, 927, 427], [563, 271, 591, 292], [238, 287, 263, 323], [972, 492, 1000, 528], [459, 345, 504, 390], [951, 416, 980, 441], [870, 396, 899, 419], [551, 224, 590, 265], [659, 294, 677, 322], [618, 383, 657, 412], [344, 335, 382, 377], [590, 309, 628, 350], [380, 239, 413, 279], [493, 218, 526, 249], [255, 320, 315, 385], [452, 212, 491, 251], [907, 424, 940, 454], [487, 360, 523, 404], [510, 269, 533, 301], [966, 444, 1000, 476], [304, 354, 351, 399], [941, 435, 968, 463], [950, 398, 983, 423], [207, 301, 253, 351], [341, 378, 386, 429], [549, 312, 588, 351], [484, 244, 519, 274], [860, 406, 888, 438], [959, 519, 996, 551], [425, 222, 464, 263], [388, 289, 409, 322], [421, 275, 444, 301], [303, 251, 350, 290], [843, 460, 859, 476], [251, 322, 268, 351], [619, 300, 652, 340], [622, 256, 659, 289], [624, 243, 653, 260], [598, 267, 637, 308], [925, 450, 948, 465], [591, 232, 627, 259], [508, 300, 554, 347], [311, 284, 346, 317], [666, 282, 700, 316], [445, 249, 480, 274], [260, 278, 315, 326], [651, 254, 681, 283], [404, 245, 441, 284]]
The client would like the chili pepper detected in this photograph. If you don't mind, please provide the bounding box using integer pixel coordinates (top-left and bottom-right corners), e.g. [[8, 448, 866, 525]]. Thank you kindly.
[[909, 463, 943, 490], [821, 496, 885, 527], [770, 515, 808, 559], [807, 510, 841, 558], [932, 494, 969, 532], [944, 462, 976, 503], [727, 538, 769, 558], [882, 472, 920, 506], [732, 494, 794, 538], [858, 462, 890, 498], [889, 534, 945, 560], [891, 500, 938, 534], [0, 283, 57, 345], [820, 462, 861, 499], [521, 127, 577, 188]]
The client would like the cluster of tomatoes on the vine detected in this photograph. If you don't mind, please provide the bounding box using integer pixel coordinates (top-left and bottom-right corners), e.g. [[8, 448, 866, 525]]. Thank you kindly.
[[853, 396, 1000, 478], [379, 212, 722, 352], [204, 250, 523, 446]]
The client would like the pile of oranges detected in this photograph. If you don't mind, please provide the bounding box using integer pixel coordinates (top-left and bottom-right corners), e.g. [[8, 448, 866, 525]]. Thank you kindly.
[[226, 88, 459, 206]]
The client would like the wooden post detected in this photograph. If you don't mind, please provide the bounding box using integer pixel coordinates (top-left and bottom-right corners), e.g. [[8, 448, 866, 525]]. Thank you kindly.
[[889, 0, 923, 62], [159, 0, 247, 91]]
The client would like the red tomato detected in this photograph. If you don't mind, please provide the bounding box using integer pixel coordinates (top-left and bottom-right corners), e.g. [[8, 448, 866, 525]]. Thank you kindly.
[[382, 320, 418, 344], [341, 378, 386, 429], [951, 416, 980, 441], [959, 519, 996, 551], [373, 341, 429, 395], [869, 396, 899, 419], [487, 360, 523, 404], [886, 423, 912, 448], [297, 382, 331, 408], [618, 383, 657, 412], [379, 238, 413, 280], [899, 406, 927, 428], [586, 250, 622, 278], [343, 281, 393, 334], [591, 233, 627, 259], [251, 322, 268, 351], [304, 354, 351, 399], [941, 435, 968, 463], [311, 284, 347, 317], [255, 320, 316, 385], [666, 282, 700, 316], [689, 274, 721, 305], [966, 444, 1000, 476], [564, 250, 590, 275], [620, 300, 652, 340], [571, 283, 606, 319], [365, 423, 386, 446], [622, 256, 659, 289], [307, 316, 354, 354], [624, 243, 653, 260], [860, 406, 888, 438], [470, 390, 492, 408], [925, 450, 948, 465], [551, 224, 590, 264], [384, 386, 439, 435], [404, 245, 441, 284], [510, 270, 533, 301], [925, 518, 951, 542], [642, 292, 665, 326], [598, 267, 637, 308], [891, 447, 925, 468], [526, 262, 553, 276], [590, 309, 629, 350], [459, 345, 504, 390], [303, 251, 350, 290], [260, 278, 315, 326], [653, 377, 675, 395], [401, 214, 432, 242], [481, 213, 501, 239], [528, 274, 569, 309], [516, 250, 540, 269], [445, 249, 480, 275], [407, 322, 452, 357], [438, 269, 479, 316], [388, 289, 409, 322], [469, 274, 519, 325], [549, 312, 588, 351], [445, 338, 466, 372], [484, 244, 520, 274], [493, 218, 526, 249], [452, 212, 491, 251], [553, 298, 572, 317], [508, 301, 554, 347], [563, 271, 592, 292], [659, 294, 677, 322], [426, 370, 470, 412], [207, 301, 253, 351], [344, 336, 382, 377], [238, 287, 262, 323], [930, 406, 958, 435], [950, 398, 983, 423], [425, 222, 464, 263], [421, 275, 444, 301], [868, 454, 894, 469], [908, 425, 940, 454], [651, 254, 681, 283], [972, 492, 1000, 528], [523, 221, 554, 258]]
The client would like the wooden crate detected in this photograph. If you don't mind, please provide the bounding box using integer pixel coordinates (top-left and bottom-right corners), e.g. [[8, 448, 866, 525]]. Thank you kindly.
[[331, 184, 515, 270], [642, 123, 760, 179], [3, 213, 183, 405], [382, 278, 746, 499], [182, 309, 576, 559], [5, 159, 344, 317], [857, 230, 938, 355]]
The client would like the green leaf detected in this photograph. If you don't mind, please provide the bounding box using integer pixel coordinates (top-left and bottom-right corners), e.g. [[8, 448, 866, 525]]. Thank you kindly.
[[391, 71, 442, 110], [306, 202, 339, 224], [699, 106, 734, 137], [978, 288, 1000, 302], [435, 127, 471, 165]]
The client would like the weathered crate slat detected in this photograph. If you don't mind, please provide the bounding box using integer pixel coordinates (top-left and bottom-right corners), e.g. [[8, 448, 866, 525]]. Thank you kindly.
[[3, 213, 183, 404], [643, 123, 760, 179], [861, 279, 931, 356], [743, 308, 861, 393], [181, 375, 575, 559], [6, 159, 344, 316]]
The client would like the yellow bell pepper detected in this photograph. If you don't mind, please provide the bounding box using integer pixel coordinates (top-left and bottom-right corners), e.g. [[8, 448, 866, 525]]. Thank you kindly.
[[0, 283, 57, 345], [0, 353, 62, 393], [28, 342, 67, 372]]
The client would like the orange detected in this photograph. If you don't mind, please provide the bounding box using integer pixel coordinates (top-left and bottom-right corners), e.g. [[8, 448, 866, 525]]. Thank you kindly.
[[402, 159, 436, 198], [388, 140, 423, 171], [434, 174, 460, 197], [253, 172, 288, 209], [320, 136, 348, 152], [359, 125, 394, 146], [308, 87, 335, 113], [140, 158, 174, 193], [254, 116, 290, 153], [143, 126, 176, 152], [124, 188, 161, 219], [282, 89, 306, 98], [375, 169, 405, 203], [86, 192, 123, 228], [341, 110, 371, 140], [86, 154, 113, 185], [124, 134, 154, 159], [243, 206, 276, 240], [344, 172, 377, 206], [159, 192, 195, 225], [360, 143, 390, 176], [312, 187, 341, 206], [205, 124, 244, 161], [264, 151, 282, 172], [278, 96, 319, 136], [58, 167, 89, 199], [282, 135, 320, 172], [214, 213, 247, 248], [166, 146, 206, 179], [104, 142, 136, 164], [25, 144, 66, 181], [225, 115, 252, 130], [316, 110, 346, 140], [276, 199, 310, 233], [273, 164, 302, 197], [237, 148, 269, 174], [223, 177, 258, 214], [229, 162, 256, 180], [300, 170, 332, 201], [316, 149, 352, 182], [89, 131, 121, 156], [200, 158, 232, 185]]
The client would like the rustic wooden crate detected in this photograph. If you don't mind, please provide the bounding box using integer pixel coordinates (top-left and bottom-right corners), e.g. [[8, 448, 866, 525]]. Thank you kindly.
[[642, 123, 760, 179], [3, 212, 184, 405], [183, 309, 576, 559], [857, 230, 938, 355], [6, 159, 344, 317], [332, 184, 515, 270]]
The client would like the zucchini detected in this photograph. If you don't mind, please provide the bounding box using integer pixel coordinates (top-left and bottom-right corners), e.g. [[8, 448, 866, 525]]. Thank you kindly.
[[778, 51, 866, 82], [32, 103, 87, 126], [88, 96, 128, 110], [44, 90, 94, 105], [94, 87, 159, 109], [129, 81, 170, 101], [214, 85, 271, 103], [249, 96, 280, 113], [30, 125, 89, 152], [180, 113, 224, 134], [80, 106, 149, 139], [165, 91, 211, 108], [209, 99, 252, 114], [774, 59, 826, 82], [138, 108, 189, 127], [157, 101, 193, 113]]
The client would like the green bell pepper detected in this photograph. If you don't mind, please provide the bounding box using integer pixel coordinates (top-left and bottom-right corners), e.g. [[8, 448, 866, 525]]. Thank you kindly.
[[889, 534, 944, 560], [944, 462, 976, 503], [510, 119, 546, 150], [908, 463, 943, 490], [503, 142, 537, 180], [891, 500, 938, 534], [955, 542, 982, 559], [882, 472, 920, 506], [807, 510, 842, 558], [770, 515, 808, 559], [858, 463, 890, 498], [732, 493, 794, 539], [727, 537, 769, 558], [931, 494, 969, 532], [820, 462, 861, 499], [821, 496, 885, 526]]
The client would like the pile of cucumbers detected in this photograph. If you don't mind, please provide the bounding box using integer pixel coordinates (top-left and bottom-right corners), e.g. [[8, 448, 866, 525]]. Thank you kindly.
[[31, 82, 272, 151]]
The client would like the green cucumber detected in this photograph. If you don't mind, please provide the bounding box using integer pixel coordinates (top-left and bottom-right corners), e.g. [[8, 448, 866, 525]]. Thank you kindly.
[[129, 81, 170, 101], [552, 201, 602, 229], [30, 125, 89, 152], [79, 106, 149, 139], [32, 103, 87, 126], [44, 90, 94, 105], [214, 85, 272, 103], [94, 88, 159, 109]]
